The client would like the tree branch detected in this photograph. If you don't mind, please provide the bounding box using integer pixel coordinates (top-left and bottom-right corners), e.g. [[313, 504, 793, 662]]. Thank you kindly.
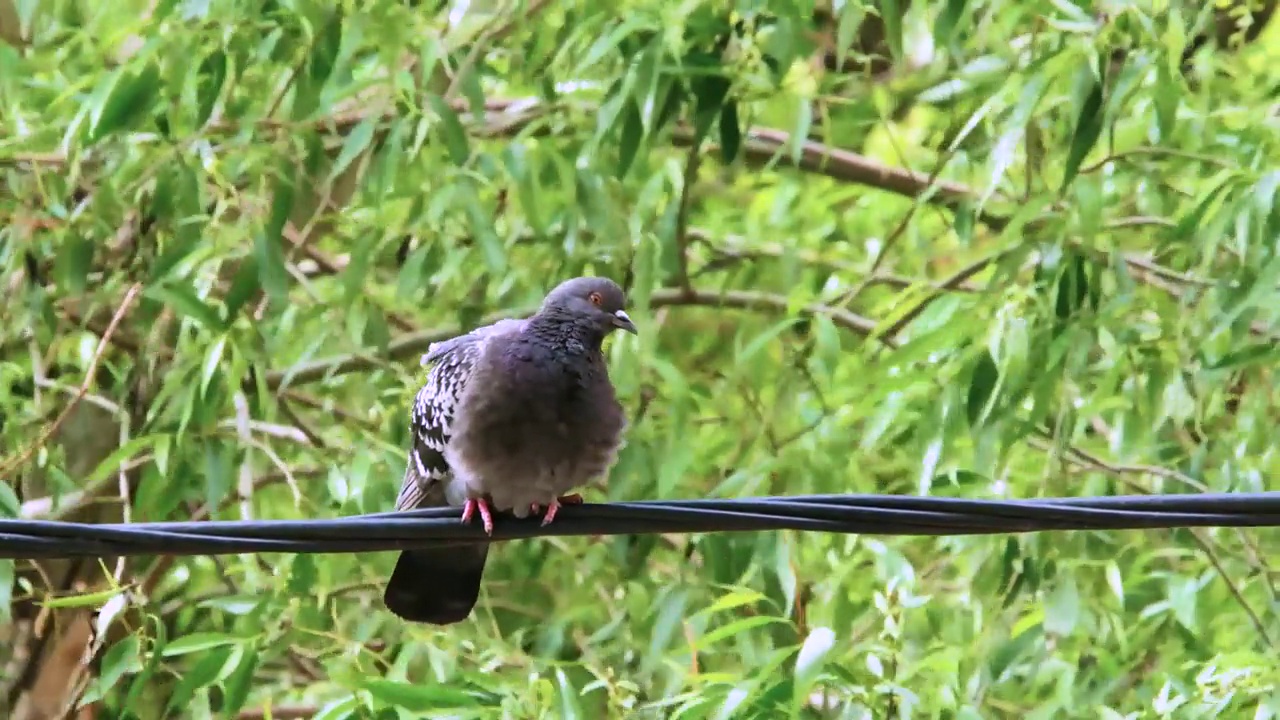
[[670, 125, 1014, 231]]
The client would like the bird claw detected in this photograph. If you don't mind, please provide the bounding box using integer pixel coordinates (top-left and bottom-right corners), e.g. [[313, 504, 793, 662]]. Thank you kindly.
[[540, 499, 561, 526], [539, 493, 584, 526], [461, 497, 495, 535]]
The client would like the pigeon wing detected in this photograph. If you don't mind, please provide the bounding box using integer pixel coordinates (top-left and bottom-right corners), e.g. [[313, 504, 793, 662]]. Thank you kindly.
[[396, 319, 524, 511]]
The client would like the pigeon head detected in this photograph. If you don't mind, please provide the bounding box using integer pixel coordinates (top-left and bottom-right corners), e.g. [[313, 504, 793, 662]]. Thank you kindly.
[[540, 276, 637, 335]]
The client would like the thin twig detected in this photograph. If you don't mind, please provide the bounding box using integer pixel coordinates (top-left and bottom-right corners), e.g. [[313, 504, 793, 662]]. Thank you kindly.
[[216, 419, 313, 445], [234, 393, 255, 521], [0, 283, 142, 476], [673, 145, 701, 294], [875, 251, 1008, 341], [1080, 146, 1233, 174], [852, 139, 963, 303], [1032, 431, 1208, 492], [276, 396, 327, 448], [280, 389, 379, 431], [1187, 528, 1274, 649]]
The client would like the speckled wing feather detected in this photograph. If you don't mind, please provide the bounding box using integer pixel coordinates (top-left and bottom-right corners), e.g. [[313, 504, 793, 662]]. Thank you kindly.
[[395, 358, 471, 510], [395, 318, 526, 511]]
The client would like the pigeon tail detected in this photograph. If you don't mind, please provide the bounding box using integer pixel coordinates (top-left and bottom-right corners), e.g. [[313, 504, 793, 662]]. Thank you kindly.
[[383, 543, 488, 625]]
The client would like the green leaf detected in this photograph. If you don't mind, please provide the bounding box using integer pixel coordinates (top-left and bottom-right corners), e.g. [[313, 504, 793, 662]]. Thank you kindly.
[[1060, 58, 1105, 190], [644, 588, 688, 672], [222, 254, 261, 323], [555, 668, 584, 720], [880, 0, 904, 61], [1168, 575, 1200, 630], [1174, 171, 1240, 238], [835, 3, 866, 69], [80, 434, 167, 490], [503, 142, 544, 235], [459, 64, 487, 119], [287, 553, 318, 596], [201, 334, 228, 394], [1054, 254, 1092, 323], [719, 100, 740, 163], [55, 234, 93, 295], [255, 181, 292, 305], [427, 94, 471, 166], [0, 478, 17, 518], [293, 10, 343, 119], [166, 645, 235, 711], [1154, 56, 1179, 141], [197, 596, 265, 616], [371, 118, 408, 197], [362, 303, 391, 353], [80, 634, 142, 706], [195, 49, 228, 128], [460, 179, 506, 273], [358, 679, 496, 711], [577, 19, 644, 73], [341, 242, 373, 299], [313, 695, 361, 720], [1211, 254, 1280, 338], [329, 115, 377, 181], [1044, 574, 1080, 635], [701, 589, 768, 616], [690, 72, 730, 143], [989, 624, 1042, 679], [89, 62, 160, 142], [0, 559, 13, 624], [221, 646, 259, 716], [123, 616, 168, 711], [788, 99, 812, 165], [616, 98, 643, 178], [41, 586, 129, 609], [699, 616, 790, 647], [144, 283, 223, 331], [967, 350, 1000, 427], [652, 81, 685, 134], [1206, 343, 1280, 371], [934, 0, 968, 46], [161, 632, 241, 657]]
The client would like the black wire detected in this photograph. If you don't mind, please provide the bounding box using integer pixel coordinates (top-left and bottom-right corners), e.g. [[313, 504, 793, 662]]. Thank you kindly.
[[4, 492, 1280, 560]]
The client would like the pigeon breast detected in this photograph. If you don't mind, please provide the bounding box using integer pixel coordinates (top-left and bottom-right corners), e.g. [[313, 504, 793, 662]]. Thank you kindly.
[[443, 320, 627, 516]]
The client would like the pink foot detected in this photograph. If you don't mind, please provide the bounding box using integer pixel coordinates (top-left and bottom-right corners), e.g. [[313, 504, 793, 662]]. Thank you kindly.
[[461, 497, 494, 535], [539, 494, 583, 526], [541, 499, 561, 526]]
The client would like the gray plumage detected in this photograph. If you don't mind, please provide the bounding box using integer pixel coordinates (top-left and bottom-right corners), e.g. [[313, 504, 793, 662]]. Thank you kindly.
[[383, 277, 636, 624]]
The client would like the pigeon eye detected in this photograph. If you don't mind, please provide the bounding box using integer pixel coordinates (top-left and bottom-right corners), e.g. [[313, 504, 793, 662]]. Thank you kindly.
[[588, 292, 603, 306]]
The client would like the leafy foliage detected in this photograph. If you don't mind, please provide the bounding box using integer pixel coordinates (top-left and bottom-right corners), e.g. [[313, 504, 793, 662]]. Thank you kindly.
[[3, 0, 1280, 717]]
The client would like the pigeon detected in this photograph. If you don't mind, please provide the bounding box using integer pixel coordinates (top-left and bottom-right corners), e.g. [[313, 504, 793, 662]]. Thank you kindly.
[[382, 276, 637, 624]]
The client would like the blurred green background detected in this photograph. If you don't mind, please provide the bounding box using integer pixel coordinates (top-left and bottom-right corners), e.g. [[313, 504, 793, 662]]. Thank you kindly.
[[4, 0, 1280, 717]]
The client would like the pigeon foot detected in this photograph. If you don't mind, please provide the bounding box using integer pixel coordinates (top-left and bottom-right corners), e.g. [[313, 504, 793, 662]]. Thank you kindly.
[[461, 497, 495, 535], [539, 493, 585, 526]]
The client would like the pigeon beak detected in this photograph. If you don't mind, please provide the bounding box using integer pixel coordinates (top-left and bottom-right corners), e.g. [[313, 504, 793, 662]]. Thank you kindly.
[[612, 309, 638, 334]]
